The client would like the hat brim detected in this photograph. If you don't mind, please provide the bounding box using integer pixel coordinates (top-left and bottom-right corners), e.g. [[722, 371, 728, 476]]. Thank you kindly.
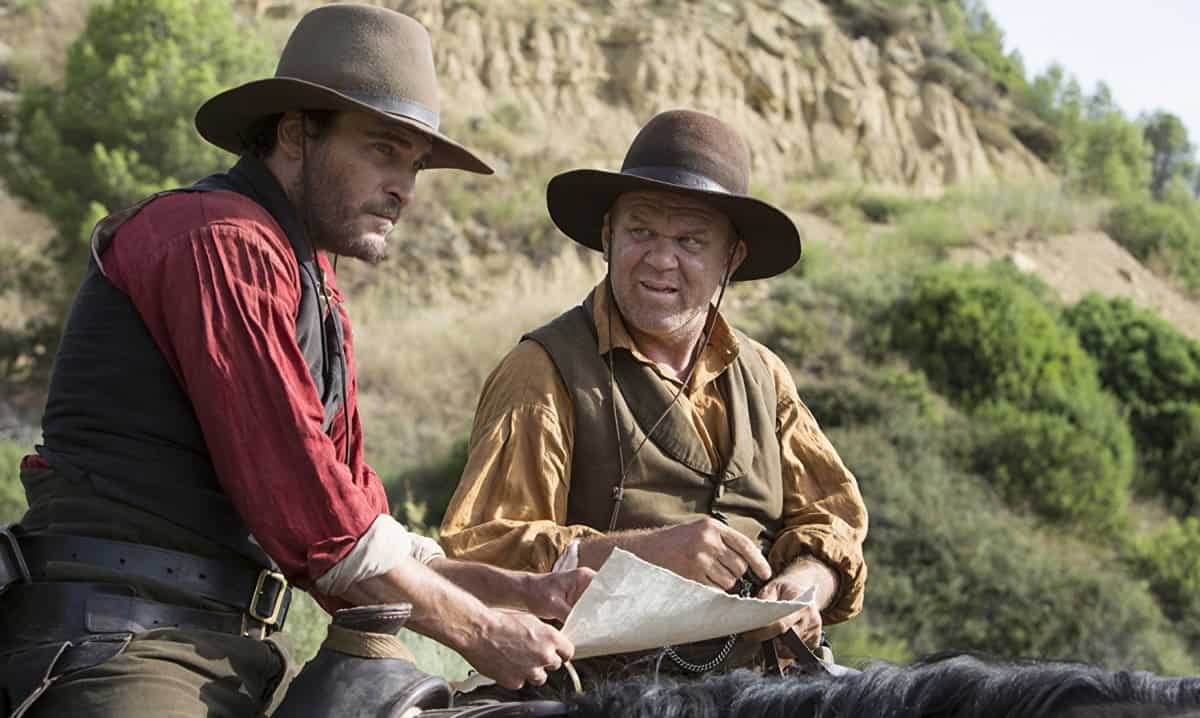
[[195, 77, 493, 174], [546, 169, 801, 281]]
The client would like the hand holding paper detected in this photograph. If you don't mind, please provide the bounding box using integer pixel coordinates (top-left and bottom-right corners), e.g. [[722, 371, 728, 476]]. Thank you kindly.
[[561, 548, 815, 659]]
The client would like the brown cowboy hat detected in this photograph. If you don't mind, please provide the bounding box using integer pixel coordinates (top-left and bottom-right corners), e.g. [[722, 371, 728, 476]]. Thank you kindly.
[[195, 4, 491, 174], [546, 109, 800, 281]]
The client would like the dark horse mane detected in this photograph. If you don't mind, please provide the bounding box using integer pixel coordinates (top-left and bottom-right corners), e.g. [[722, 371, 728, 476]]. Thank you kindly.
[[569, 651, 1200, 718]]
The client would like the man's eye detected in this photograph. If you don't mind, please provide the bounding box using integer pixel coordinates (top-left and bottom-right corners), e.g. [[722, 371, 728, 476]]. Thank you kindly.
[[679, 236, 703, 250], [374, 143, 395, 157], [629, 227, 653, 240]]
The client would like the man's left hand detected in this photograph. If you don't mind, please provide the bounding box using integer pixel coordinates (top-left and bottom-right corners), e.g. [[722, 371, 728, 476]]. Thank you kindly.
[[524, 567, 596, 622], [742, 574, 823, 648]]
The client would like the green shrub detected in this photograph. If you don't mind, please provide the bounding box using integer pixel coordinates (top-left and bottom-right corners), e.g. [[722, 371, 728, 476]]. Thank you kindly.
[[2, 0, 272, 314], [0, 441, 29, 524], [1064, 294, 1200, 508], [1127, 517, 1200, 644], [1103, 197, 1200, 291], [825, 0, 917, 43], [974, 114, 1018, 151], [1071, 111, 1153, 197], [887, 266, 1135, 526], [385, 434, 470, 532], [856, 192, 916, 224], [827, 400, 1193, 673], [890, 204, 976, 251], [1010, 116, 1064, 163], [888, 265, 1094, 408], [972, 400, 1132, 526]]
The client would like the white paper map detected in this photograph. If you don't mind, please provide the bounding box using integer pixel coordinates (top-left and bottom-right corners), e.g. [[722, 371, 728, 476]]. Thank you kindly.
[[561, 548, 814, 659]]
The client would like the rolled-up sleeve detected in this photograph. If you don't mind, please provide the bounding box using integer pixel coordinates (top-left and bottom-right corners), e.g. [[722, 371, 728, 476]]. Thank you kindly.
[[754, 343, 868, 624], [439, 340, 602, 572]]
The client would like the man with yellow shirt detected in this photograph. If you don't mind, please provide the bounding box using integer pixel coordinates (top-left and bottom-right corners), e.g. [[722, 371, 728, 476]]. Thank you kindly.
[[441, 109, 868, 686]]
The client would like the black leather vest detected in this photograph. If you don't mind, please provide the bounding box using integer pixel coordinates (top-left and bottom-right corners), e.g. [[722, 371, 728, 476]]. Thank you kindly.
[[37, 157, 346, 565]]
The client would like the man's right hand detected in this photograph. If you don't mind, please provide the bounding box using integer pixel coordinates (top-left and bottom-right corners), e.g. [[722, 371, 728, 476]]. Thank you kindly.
[[582, 517, 772, 591], [458, 608, 575, 690]]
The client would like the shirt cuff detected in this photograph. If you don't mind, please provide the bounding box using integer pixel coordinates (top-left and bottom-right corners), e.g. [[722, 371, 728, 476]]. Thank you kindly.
[[551, 539, 582, 572], [314, 514, 446, 596]]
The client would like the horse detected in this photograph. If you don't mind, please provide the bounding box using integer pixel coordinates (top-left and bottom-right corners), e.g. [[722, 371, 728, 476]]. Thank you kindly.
[[565, 651, 1200, 718], [273, 605, 1200, 717]]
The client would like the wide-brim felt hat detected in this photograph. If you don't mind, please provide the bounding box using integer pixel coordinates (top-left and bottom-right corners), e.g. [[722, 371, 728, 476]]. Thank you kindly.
[[546, 109, 800, 281], [195, 3, 491, 174]]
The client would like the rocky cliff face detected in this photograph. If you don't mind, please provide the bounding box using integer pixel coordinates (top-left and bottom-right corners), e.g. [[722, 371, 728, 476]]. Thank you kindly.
[[392, 0, 1049, 191]]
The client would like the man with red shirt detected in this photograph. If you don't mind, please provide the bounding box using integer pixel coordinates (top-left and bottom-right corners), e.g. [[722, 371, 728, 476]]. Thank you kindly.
[[0, 6, 584, 716]]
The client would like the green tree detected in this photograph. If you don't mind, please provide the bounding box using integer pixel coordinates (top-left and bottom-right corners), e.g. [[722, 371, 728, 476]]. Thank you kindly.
[[888, 265, 1135, 526], [1104, 196, 1200, 291], [1073, 104, 1152, 196], [1064, 294, 1200, 510], [1143, 111, 1194, 199], [2, 0, 271, 286]]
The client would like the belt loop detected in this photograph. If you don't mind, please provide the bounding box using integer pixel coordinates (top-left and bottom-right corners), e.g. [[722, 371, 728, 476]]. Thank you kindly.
[[240, 613, 267, 640], [1, 524, 32, 596]]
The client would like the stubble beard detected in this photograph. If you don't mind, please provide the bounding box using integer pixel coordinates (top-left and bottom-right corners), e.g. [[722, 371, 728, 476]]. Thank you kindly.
[[615, 280, 707, 349], [299, 154, 390, 265]]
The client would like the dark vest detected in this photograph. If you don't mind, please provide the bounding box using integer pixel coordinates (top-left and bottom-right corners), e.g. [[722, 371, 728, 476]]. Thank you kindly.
[[524, 294, 784, 545], [35, 156, 346, 566]]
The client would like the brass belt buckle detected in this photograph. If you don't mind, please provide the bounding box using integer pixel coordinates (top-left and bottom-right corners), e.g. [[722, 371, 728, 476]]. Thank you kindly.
[[247, 569, 288, 627]]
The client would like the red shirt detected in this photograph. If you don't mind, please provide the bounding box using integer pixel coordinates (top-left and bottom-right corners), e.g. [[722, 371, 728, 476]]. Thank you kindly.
[[29, 190, 390, 589]]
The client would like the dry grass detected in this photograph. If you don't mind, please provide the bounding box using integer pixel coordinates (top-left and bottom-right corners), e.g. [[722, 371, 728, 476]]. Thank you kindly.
[[348, 249, 604, 479], [0, 0, 95, 88]]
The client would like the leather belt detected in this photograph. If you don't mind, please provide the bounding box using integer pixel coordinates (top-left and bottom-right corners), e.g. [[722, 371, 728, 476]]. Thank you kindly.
[[17, 533, 291, 628], [0, 581, 280, 650], [1, 529, 291, 634]]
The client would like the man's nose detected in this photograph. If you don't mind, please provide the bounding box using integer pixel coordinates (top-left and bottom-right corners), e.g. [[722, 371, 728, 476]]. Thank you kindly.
[[383, 169, 418, 209], [642, 237, 680, 271]]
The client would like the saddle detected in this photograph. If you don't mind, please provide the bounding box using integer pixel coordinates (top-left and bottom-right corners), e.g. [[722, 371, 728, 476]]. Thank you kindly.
[[272, 605, 572, 718]]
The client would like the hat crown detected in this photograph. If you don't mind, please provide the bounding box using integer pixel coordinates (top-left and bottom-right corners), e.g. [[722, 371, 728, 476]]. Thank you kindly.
[[275, 4, 440, 123], [620, 110, 750, 195]]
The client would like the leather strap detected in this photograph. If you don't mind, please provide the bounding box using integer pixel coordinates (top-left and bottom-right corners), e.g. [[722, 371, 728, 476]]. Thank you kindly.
[[17, 533, 290, 628], [0, 582, 279, 649]]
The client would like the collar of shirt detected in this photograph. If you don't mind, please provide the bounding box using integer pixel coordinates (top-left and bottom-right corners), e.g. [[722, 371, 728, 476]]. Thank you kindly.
[[588, 279, 740, 393]]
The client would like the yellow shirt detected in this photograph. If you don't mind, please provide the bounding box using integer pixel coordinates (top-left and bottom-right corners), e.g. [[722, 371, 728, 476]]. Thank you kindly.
[[440, 283, 869, 622]]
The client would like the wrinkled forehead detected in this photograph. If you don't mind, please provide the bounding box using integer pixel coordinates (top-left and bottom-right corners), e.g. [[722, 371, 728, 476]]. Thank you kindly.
[[611, 190, 731, 230]]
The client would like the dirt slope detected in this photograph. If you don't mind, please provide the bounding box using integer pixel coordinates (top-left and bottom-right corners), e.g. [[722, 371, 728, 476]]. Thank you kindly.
[[953, 231, 1200, 340]]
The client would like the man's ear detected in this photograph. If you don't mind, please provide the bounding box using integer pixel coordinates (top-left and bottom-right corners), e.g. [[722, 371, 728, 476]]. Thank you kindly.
[[275, 111, 306, 161]]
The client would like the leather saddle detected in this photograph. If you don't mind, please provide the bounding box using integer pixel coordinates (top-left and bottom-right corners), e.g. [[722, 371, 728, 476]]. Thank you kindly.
[[272, 604, 572, 718]]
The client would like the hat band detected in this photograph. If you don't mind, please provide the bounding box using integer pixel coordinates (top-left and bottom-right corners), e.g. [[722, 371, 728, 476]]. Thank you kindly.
[[339, 90, 440, 131], [622, 166, 732, 195]]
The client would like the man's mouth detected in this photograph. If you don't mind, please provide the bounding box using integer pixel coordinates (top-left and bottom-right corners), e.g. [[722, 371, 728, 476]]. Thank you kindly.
[[639, 280, 678, 296]]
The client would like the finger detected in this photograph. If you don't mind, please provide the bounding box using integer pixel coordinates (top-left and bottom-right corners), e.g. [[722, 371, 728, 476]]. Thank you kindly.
[[743, 619, 785, 643], [703, 561, 740, 590], [800, 622, 821, 649], [498, 674, 525, 691], [712, 549, 749, 585], [755, 581, 782, 602], [555, 634, 576, 662], [526, 667, 548, 686], [718, 528, 772, 580]]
